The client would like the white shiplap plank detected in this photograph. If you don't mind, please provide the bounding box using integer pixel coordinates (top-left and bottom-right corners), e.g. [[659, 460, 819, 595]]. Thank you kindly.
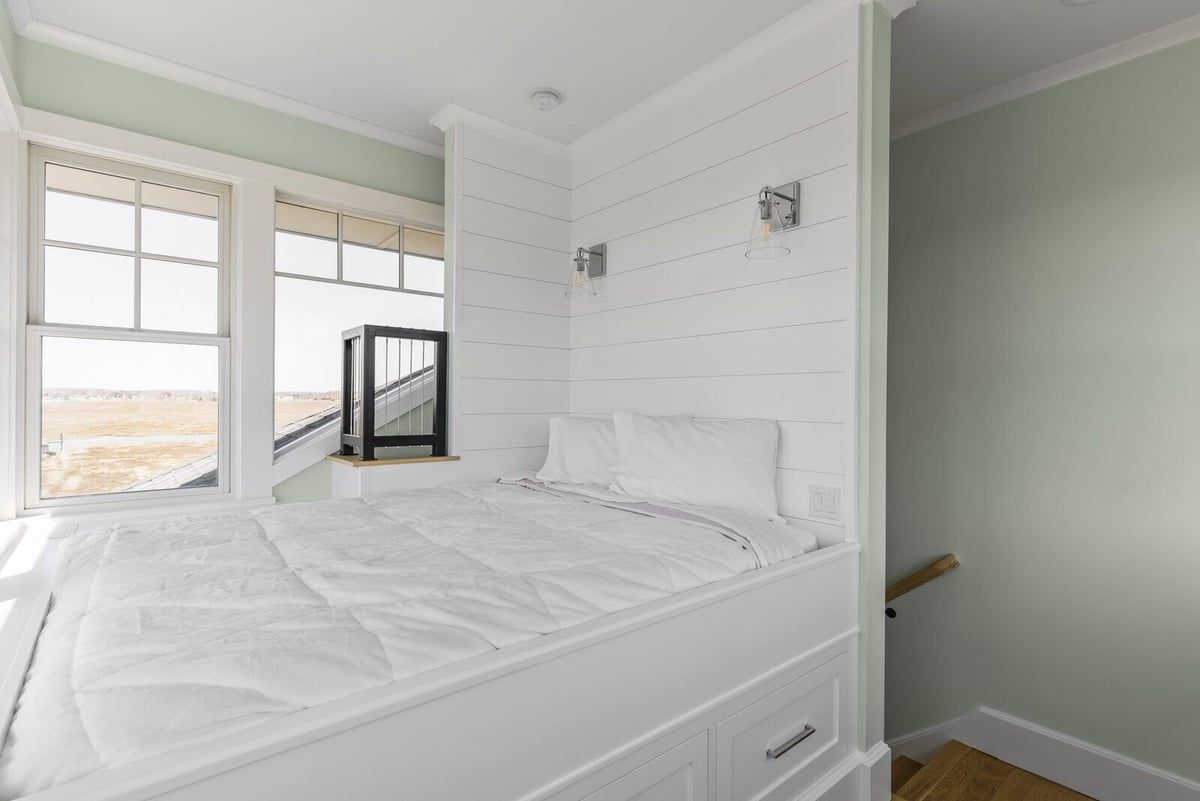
[[570, 320, 847, 382], [573, 66, 855, 221], [458, 232, 566, 285], [459, 341, 570, 381], [360, 447, 549, 495], [777, 422, 846, 475], [459, 269, 568, 317], [459, 305, 569, 349], [460, 196, 570, 253], [568, 373, 847, 424], [570, 217, 850, 317], [459, 378, 568, 415], [463, 158, 571, 219], [570, 269, 848, 350], [457, 413, 553, 451], [599, 166, 851, 276], [573, 115, 853, 247], [571, 10, 858, 186], [462, 128, 571, 188]]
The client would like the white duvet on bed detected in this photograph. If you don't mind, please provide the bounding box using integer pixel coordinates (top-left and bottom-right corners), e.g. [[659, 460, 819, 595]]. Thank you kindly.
[[0, 481, 816, 798]]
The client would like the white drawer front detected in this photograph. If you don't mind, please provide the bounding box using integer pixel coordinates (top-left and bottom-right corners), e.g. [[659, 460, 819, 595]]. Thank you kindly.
[[582, 731, 708, 801], [716, 651, 850, 801]]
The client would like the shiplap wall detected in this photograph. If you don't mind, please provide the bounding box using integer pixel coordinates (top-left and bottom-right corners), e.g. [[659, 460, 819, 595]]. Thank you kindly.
[[567, 8, 860, 533], [451, 126, 571, 474]]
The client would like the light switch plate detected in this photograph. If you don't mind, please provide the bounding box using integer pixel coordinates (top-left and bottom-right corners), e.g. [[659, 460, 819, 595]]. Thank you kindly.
[[809, 485, 841, 521]]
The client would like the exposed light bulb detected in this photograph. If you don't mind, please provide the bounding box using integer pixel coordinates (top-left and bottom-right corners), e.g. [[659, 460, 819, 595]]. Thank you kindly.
[[760, 220, 772, 240]]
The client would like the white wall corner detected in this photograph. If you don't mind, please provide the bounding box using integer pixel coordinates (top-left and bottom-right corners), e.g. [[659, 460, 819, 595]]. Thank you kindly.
[[4, 0, 35, 33], [429, 103, 570, 159], [870, 0, 916, 20], [889, 706, 1200, 801]]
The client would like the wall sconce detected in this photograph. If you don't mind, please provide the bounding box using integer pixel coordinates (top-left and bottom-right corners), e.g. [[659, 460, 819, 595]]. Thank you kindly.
[[566, 243, 606, 297], [745, 181, 800, 260]]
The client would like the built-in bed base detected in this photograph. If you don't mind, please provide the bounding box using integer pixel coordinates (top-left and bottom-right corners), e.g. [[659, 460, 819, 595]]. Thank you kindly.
[[11, 540, 880, 801]]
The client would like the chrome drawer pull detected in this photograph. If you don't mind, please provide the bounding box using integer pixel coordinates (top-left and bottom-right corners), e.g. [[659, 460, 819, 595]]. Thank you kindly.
[[766, 725, 816, 760]]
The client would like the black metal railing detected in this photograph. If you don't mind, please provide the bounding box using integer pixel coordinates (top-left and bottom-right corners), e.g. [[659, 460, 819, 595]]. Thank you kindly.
[[340, 325, 448, 461]]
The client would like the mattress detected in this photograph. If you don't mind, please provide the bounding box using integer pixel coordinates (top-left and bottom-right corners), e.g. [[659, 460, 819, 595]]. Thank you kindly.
[[0, 480, 817, 798]]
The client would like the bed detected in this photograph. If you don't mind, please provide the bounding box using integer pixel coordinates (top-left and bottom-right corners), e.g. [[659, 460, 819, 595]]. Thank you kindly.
[[1, 412, 871, 801]]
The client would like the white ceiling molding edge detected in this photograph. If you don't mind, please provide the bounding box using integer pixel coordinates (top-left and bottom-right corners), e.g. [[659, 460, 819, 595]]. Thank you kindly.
[[430, 103, 570, 158], [874, 0, 917, 21], [892, 10, 1200, 140], [5, 3, 445, 159], [566, 0, 860, 163]]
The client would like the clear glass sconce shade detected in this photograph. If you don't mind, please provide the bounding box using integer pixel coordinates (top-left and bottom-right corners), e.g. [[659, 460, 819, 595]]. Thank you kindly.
[[565, 253, 597, 297], [744, 197, 791, 260]]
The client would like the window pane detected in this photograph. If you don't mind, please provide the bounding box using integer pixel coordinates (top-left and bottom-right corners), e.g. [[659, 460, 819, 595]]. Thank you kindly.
[[343, 243, 399, 287], [141, 183, 219, 262], [275, 231, 336, 278], [141, 260, 218, 334], [343, 215, 399, 287], [40, 337, 220, 499], [404, 227, 444, 259], [274, 276, 443, 443], [45, 163, 134, 250], [44, 246, 134, 328], [404, 255, 445, 295]]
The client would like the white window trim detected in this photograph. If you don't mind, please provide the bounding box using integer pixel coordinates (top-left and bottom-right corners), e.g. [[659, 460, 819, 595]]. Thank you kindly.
[[271, 192, 446, 463], [2, 108, 446, 519], [25, 146, 233, 511]]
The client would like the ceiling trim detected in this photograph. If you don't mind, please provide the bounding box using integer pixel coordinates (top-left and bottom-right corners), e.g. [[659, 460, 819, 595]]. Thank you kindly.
[[874, 0, 917, 21], [568, 0, 860, 161], [430, 103, 569, 158], [893, 10, 1200, 140], [6, 7, 445, 159]]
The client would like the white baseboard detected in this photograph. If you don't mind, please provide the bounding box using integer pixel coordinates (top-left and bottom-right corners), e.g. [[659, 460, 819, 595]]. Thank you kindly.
[[889, 706, 1200, 801]]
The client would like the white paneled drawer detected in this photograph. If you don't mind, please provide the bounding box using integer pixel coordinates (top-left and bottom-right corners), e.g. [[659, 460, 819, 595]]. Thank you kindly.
[[715, 650, 850, 801]]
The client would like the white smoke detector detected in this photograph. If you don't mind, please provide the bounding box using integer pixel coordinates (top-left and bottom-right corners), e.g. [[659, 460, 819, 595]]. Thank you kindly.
[[530, 88, 562, 112]]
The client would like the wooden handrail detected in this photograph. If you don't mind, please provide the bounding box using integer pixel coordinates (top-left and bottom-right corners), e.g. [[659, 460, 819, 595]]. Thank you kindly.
[[886, 554, 959, 603]]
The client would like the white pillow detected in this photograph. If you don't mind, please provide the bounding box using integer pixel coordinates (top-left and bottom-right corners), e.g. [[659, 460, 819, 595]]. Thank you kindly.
[[611, 412, 782, 521], [536, 415, 619, 486]]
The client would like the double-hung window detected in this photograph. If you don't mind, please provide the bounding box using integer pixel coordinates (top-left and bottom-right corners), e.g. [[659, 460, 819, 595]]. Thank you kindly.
[[273, 200, 444, 456], [27, 147, 231, 506]]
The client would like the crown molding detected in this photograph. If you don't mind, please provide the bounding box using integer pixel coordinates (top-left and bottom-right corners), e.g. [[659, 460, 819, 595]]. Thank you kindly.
[[429, 103, 570, 158], [874, 0, 917, 20], [893, 10, 1200, 139], [6, 8, 445, 159], [569, 0, 860, 160]]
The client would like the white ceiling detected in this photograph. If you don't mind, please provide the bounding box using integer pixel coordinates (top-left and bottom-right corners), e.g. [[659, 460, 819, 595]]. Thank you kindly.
[[892, 0, 1200, 131], [10, 0, 814, 153]]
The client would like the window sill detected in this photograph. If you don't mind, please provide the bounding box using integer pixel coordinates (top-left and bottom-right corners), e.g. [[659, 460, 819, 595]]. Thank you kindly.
[[325, 454, 461, 468]]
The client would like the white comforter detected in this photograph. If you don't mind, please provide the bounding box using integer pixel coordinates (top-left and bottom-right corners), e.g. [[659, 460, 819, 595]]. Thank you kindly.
[[0, 481, 816, 797]]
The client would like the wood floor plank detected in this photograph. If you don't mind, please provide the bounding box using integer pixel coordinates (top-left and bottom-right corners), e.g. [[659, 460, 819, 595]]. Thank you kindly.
[[927, 750, 987, 801], [898, 740, 973, 800], [899, 742, 1096, 801], [955, 755, 1015, 801], [989, 768, 1039, 801], [894, 756, 925, 791]]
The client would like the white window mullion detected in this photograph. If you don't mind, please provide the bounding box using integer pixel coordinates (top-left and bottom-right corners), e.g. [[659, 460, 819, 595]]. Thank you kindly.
[[133, 177, 142, 331]]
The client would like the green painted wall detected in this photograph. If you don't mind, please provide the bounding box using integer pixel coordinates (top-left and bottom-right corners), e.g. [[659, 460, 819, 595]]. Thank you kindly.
[[9, 21, 442, 203], [274, 460, 332, 503], [887, 38, 1200, 780]]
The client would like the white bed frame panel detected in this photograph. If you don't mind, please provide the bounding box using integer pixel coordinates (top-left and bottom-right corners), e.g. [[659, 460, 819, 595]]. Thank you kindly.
[[16, 543, 861, 801]]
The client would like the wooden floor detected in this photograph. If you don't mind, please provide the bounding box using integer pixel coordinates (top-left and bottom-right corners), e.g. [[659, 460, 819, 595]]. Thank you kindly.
[[893, 740, 1096, 801]]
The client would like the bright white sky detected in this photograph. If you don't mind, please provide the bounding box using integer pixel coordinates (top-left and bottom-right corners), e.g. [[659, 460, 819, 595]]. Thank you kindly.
[[41, 191, 445, 394]]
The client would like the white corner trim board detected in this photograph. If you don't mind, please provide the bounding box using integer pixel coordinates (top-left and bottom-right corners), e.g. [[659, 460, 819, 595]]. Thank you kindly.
[[892, 11, 1200, 139], [874, 0, 917, 20], [4, 8, 445, 159], [429, 103, 571, 159], [889, 706, 1200, 801]]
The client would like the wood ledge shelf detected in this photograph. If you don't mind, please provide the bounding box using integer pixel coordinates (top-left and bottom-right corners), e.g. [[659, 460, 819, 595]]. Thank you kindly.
[[326, 454, 461, 468]]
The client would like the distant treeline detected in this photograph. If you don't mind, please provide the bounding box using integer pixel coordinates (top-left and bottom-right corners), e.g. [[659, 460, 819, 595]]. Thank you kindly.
[[43, 389, 219, 401]]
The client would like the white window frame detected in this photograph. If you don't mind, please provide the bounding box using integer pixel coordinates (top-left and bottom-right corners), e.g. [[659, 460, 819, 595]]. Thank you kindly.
[[24, 145, 233, 510], [271, 193, 445, 465]]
